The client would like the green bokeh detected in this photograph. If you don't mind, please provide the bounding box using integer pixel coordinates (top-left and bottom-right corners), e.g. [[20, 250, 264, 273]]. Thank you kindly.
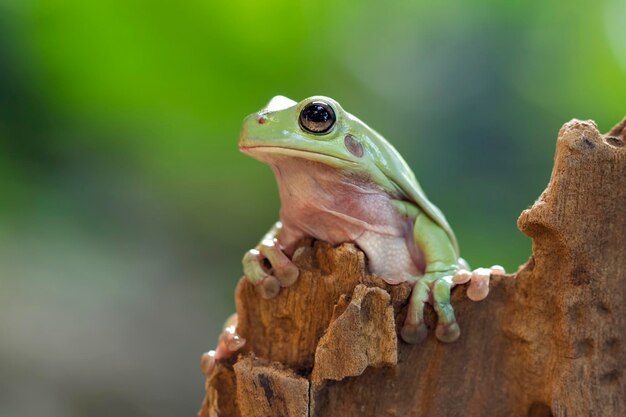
[[1, 1, 624, 416]]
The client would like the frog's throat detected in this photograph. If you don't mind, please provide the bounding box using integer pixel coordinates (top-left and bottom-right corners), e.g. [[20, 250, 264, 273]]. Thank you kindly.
[[240, 145, 356, 165]]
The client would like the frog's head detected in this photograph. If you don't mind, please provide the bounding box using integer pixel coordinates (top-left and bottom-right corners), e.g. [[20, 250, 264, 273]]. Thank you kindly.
[[239, 95, 391, 179]]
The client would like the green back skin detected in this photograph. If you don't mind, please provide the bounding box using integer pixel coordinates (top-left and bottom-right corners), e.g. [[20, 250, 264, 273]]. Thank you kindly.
[[360, 122, 459, 256]]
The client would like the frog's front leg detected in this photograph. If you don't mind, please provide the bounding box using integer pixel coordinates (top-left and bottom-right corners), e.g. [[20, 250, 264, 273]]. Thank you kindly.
[[399, 210, 462, 344], [242, 221, 299, 299]]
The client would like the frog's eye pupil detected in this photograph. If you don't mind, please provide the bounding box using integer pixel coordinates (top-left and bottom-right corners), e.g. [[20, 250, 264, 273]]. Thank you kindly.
[[299, 102, 336, 134]]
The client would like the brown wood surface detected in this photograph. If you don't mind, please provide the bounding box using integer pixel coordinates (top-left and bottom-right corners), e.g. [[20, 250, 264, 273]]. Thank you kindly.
[[200, 117, 626, 417]]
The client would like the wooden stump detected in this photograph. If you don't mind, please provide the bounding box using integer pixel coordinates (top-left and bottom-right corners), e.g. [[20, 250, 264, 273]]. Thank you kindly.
[[200, 117, 626, 417]]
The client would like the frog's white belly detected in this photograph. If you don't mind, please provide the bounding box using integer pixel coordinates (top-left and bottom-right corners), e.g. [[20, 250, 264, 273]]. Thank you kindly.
[[271, 158, 425, 284]]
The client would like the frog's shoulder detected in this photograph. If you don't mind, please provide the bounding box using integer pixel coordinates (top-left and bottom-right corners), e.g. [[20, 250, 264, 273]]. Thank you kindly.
[[369, 131, 460, 255]]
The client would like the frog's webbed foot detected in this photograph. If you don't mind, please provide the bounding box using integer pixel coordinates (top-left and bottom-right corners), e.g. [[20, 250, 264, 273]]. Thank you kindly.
[[400, 265, 506, 344], [242, 237, 299, 299]]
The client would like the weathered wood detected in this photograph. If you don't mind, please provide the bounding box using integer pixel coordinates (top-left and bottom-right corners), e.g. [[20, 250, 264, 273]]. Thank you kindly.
[[311, 284, 398, 385], [200, 117, 626, 417], [233, 355, 309, 417], [199, 362, 240, 417]]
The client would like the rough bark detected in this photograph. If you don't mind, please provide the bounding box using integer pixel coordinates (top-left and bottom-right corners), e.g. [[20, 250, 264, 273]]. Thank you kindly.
[[200, 117, 626, 417]]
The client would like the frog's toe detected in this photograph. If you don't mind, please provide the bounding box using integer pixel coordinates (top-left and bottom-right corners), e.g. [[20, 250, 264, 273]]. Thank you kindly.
[[273, 262, 299, 287], [242, 249, 269, 284], [257, 275, 281, 299], [222, 317, 246, 352], [452, 268, 472, 284], [400, 321, 428, 344], [436, 321, 460, 343], [401, 280, 430, 344], [466, 267, 491, 301], [201, 350, 216, 376], [490, 265, 506, 276], [259, 240, 299, 287], [432, 276, 460, 343]]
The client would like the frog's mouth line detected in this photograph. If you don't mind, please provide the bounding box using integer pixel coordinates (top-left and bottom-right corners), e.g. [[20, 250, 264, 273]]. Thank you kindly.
[[240, 145, 356, 164]]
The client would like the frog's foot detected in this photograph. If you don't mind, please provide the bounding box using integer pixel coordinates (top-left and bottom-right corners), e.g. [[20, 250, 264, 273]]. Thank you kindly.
[[401, 271, 460, 344], [242, 239, 299, 299], [452, 265, 506, 301], [400, 265, 507, 344], [201, 314, 246, 377]]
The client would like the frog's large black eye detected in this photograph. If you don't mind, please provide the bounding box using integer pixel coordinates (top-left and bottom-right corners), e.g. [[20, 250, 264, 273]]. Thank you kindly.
[[299, 101, 336, 134]]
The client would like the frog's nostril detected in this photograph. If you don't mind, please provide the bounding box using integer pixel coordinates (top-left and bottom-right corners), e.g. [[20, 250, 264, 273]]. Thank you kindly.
[[257, 115, 268, 125]]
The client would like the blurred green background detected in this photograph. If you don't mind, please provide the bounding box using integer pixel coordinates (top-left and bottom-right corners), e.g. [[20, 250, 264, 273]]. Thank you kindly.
[[0, 0, 624, 416]]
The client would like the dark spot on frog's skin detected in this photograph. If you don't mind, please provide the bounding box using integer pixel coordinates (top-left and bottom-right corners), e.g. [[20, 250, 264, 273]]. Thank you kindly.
[[257, 115, 268, 124], [258, 373, 274, 401], [345, 134, 364, 157]]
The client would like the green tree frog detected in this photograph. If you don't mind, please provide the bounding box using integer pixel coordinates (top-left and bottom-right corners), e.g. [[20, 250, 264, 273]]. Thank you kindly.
[[212, 96, 505, 368], [238, 96, 506, 344]]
